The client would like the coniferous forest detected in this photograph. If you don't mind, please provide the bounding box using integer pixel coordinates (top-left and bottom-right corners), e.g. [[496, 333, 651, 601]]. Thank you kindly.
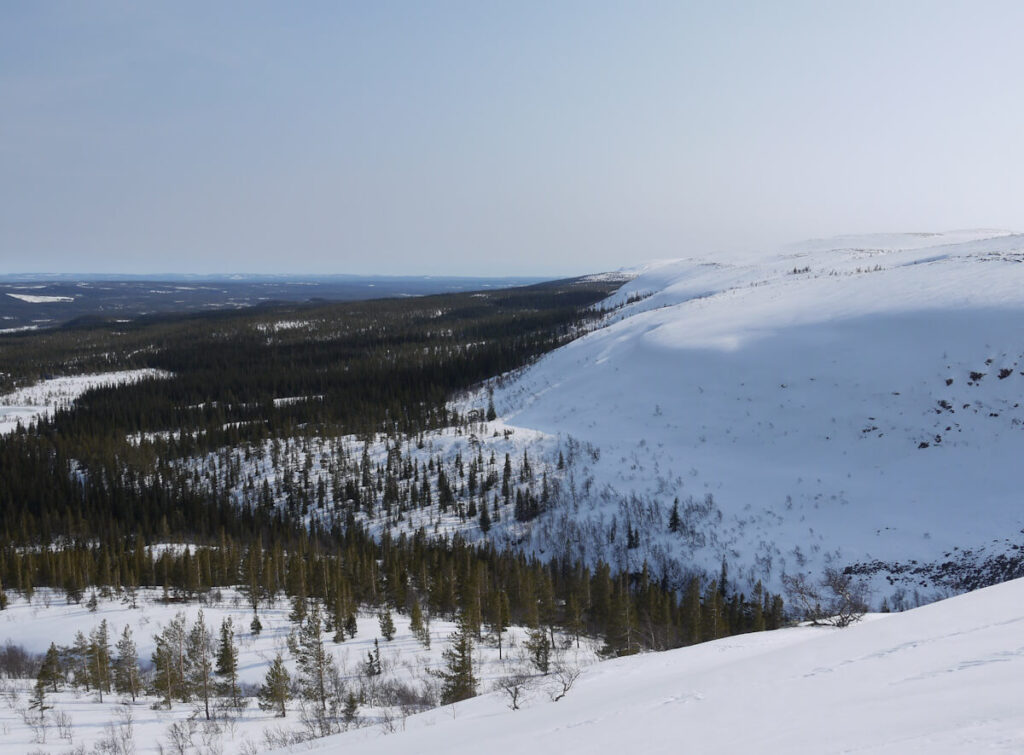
[[0, 276, 784, 748]]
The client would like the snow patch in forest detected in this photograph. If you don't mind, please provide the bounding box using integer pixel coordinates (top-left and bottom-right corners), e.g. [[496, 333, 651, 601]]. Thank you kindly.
[[0, 370, 172, 434]]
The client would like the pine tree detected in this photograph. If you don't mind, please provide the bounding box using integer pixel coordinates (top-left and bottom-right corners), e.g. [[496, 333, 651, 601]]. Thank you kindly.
[[378, 608, 396, 641], [113, 626, 141, 701], [436, 613, 476, 705], [71, 631, 91, 691], [250, 613, 263, 636], [488, 590, 510, 659], [258, 653, 290, 717], [565, 593, 584, 649], [88, 619, 112, 702], [151, 612, 189, 707], [151, 635, 176, 709], [215, 617, 240, 708], [681, 577, 702, 645], [245, 538, 264, 617], [289, 602, 333, 710], [38, 643, 62, 693], [187, 610, 215, 720]]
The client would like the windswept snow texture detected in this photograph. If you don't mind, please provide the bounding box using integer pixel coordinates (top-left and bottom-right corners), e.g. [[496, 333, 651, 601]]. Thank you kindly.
[[285, 577, 1024, 754], [491, 231, 1024, 596], [0, 370, 171, 434]]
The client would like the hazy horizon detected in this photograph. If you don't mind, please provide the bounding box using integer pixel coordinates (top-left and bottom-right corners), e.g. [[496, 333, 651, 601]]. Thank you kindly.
[[3, 2, 1024, 275]]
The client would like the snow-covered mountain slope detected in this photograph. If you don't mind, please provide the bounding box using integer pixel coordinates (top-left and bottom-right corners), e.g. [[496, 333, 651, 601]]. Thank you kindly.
[[284, 575, 1024, 754], [490, 230, 1024, 598]]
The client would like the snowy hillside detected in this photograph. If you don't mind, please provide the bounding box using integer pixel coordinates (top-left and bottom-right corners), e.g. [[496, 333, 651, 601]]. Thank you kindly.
[[0, 588, 597, 754], [486, 230, 1024, 599], [285, 575, 1024, 754]]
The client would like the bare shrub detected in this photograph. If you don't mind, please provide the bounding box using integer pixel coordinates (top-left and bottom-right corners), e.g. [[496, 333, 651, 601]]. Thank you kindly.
[[493, 660, 536, 711], [53, 708, 73, 742], [164, 718, 197, 755], [783, 568, 869, 628], [549, 659, 582, 702], [0, 641, 42, 679]]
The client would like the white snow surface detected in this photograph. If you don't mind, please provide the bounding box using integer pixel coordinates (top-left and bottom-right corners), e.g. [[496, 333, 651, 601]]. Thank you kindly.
[[0, 588, 597, 754], [281, 576, 1024, 754], [482, 230, 1024, 595], [5, 293, 75, 303], [0, 370, 171, 434]]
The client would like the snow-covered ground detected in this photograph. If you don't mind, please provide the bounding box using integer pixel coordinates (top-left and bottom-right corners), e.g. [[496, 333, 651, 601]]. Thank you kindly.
[[477, 230, 1024, 597], [281, 575, 1024, 754], [5, 293, 75, 303], [166, 231, 1024, 604], [0, 369, 171, 434], [0, 588, 597, 754]]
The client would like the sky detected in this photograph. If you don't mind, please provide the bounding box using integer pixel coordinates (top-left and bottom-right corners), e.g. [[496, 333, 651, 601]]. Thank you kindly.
[[2, 1, 1024, 276]]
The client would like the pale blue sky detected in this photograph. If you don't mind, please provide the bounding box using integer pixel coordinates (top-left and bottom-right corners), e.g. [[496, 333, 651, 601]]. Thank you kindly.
[[2, 2, 1023, 275]]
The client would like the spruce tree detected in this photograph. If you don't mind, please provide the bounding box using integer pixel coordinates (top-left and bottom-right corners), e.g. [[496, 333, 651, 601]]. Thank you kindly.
[[479, 502, 491, 533], [343, 690, 359, 726], [437, 613, 476, 705], [409, 597, 431, 647], [668, 498, 681, 533], [364, 638, 382, 677], [378, 608, 396, 641], [258, 653, 290, 717], [289, 602, 333, 711], [28, 674, 50, 725], [215, 617, 240, 708], [525, 627, 551, 673]]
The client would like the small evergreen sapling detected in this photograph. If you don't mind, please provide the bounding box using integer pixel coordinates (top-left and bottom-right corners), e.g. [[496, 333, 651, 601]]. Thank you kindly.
[[436, 613, 477, 705], [378, 608, 396, 641], [258, 653, 290, 717]]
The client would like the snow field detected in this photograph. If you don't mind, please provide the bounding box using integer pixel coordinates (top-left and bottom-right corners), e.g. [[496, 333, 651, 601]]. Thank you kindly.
[[0, 588, 598, 754], [483, 231, 1024, 596], [284, 575, 1024, 754]]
